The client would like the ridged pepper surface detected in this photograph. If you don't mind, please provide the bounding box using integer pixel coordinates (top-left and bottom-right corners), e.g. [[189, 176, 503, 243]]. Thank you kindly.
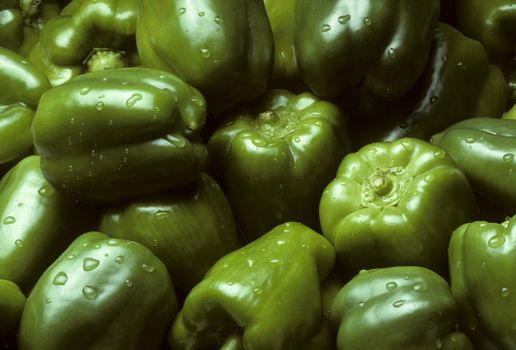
[[320, 137, 477, 278], [32, 67, 208, 202], [169, 222, 335, 350], [136, 0, 273, 114], [208, 89, 349, 241]]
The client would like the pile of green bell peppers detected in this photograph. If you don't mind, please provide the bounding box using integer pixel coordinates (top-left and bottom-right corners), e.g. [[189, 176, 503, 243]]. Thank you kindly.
[[1, 0, 516, 349]]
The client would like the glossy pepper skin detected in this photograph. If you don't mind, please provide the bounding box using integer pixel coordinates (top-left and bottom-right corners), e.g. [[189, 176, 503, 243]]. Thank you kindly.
[[0, 279, 26, 338], [0, 0, 24, 51], [331, 266, 473, 350], [304, 274, 343, 350], [295, 0, 439, 107], [136, 0, 273, 114], [169, 222, 335, 350], [0, 47, 50, 168], [208, 89, 349, 241], [18, 231, 177, 350], [320, 137, 478, 278], [0, 0, 62, 56], [100, 173, 241, 297], [449, 215, 516, 349], [0, 156, 96, 292], [263, 0, 305, 92], [431, 118, 516, 213], [28, 0, 139, 87], [349, 23, 507, 149], [32, 67, 208, 203], [453, 0, 516, 105]]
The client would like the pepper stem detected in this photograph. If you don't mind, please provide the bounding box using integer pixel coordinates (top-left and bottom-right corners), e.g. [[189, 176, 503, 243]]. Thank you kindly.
[[369, 174, 393, 196], [21, 0, 42, 18], [254, 108, 299, 139], [84, 49, 130, 73], [258, 111, 277, 124], [220, 334, 244, 350], [361, 166, 411, 208]]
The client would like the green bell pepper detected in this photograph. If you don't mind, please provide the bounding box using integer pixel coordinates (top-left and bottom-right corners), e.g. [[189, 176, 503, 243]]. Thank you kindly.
[[0, 0, 25, 52], [208, 89, 350, 241], [331, 266, 473, 349], [169, 222, 335, 350], [431, 118, 516, 214], [136, 0, 273, 114], [0, 0, 63, 56], [0, 156, 96, 292], [26, 42, 82, 88], [0, 279, 26, 338], [0, 47, 50, 168], [32, 67, 208, 202], [349, 23, 507, 149], [28, 0, 139, 87], [18, 231, 177, 350], [263, 0, 305, 92], [320, 137, 478, 278], [304, 273, 343, 350], [295, 0, 439, 107], [453, 0, 516, 105], [449, 215, 516, 349], [100, 173, 241, 297]]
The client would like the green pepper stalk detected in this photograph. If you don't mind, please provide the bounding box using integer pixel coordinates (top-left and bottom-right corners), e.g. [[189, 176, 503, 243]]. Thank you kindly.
[[208, 89, 350, 241], [27, 0, 139, 86], [320, 137, 478, 278]]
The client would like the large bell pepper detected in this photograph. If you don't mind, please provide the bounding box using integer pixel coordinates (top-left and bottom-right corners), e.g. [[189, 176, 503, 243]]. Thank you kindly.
[[27, 0, 139, 87], [31, 67, 207, 202], [100, 173, 241, 297], [431, 118, 516, 214], [136, 0, 273, 114], [331, 266, 473, 349], [449, 215, 516, 349], [18, 231, 177, 350], [0, 279, 26, 338], [320, 137, 478, 278], [169, 222, 335, 350], [349, 23, 507, 149], [295, 0, 439, 107], [208, 89, 350, 241], [0, 156, 96, 292], [453, 0, 516, 105], [0, 47, 50, 169]]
